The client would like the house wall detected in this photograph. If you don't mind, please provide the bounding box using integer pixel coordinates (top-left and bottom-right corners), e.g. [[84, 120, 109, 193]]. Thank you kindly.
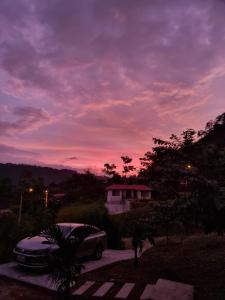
[[107, 190, 152, 202], [105, 200, 130, 215], [106, 188, 151, 215], [137, 190, 151, 199], [107, 190, 122, 203]]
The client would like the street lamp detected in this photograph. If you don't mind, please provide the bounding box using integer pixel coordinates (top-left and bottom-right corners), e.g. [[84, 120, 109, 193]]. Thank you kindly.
[[18, 187, 34, 226], [184, 164, 192, 199], [44, 189, 49, 208], [186, 164, 192, 170]]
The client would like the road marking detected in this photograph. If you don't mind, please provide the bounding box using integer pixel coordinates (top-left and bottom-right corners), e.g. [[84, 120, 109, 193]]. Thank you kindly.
[[115, 283, 135, 299], [73, 281, 95, 295], [93, 282, 114, 297], [140, 284, 155, 300]]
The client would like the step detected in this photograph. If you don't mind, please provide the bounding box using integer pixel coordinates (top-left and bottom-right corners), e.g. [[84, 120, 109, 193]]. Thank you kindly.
[[115, 283, 135, 299], [150, 279, 194, 300], [93, 282, 114, 297], [140, 284, 155, 299], [73, 281, 95, 295]]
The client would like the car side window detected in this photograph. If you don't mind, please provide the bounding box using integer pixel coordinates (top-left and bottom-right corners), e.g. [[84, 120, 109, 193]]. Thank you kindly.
[[70, 227, 88, 239], [70, 226, 99, 240], [87, 226, 99, 235]]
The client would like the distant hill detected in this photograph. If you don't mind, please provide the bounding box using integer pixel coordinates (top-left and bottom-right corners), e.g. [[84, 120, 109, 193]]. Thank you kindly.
[[0, 163, 76, 184]]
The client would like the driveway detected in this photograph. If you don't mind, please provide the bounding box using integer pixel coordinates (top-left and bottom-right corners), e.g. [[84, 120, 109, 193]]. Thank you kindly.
[[0, 247, 147, 291]]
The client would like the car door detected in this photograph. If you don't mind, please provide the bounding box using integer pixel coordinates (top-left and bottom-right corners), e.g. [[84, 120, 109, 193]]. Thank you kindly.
[[69, 226, 87, 258], [82, 226, 100, 256], [69, 226, 92, 258]]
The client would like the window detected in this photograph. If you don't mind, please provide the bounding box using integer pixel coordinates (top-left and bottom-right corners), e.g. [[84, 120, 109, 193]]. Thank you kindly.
[[71, 226, 99, 239], [126, 190, 131, 198], [87, 226, 99, 235], [71, 226, 89, 239], [57, 225, 72, 237], [112, 190, 120, 196]]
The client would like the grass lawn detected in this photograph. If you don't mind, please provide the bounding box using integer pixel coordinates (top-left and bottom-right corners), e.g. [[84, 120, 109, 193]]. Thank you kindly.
[[82, 233, 225, 300]]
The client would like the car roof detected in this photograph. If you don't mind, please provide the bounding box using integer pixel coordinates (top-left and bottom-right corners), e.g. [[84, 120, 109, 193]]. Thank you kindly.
[[56, 223, 86, 229]]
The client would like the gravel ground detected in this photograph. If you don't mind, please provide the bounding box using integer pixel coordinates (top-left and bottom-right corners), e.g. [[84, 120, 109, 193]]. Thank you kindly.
[[0, 278, 54, 300]]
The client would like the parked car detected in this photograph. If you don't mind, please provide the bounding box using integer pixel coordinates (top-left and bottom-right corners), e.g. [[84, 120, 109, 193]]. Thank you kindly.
[[13, 223, 107, 268]]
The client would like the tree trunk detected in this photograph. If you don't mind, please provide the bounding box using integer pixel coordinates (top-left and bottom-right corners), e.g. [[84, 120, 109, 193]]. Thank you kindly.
[[134, 247, 138, 266]]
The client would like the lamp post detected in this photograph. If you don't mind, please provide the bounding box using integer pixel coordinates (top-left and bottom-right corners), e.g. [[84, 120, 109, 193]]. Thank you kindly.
[[184, 164, 192, 199], [44, 189, 49, 208], [18, 187, 34, 226]]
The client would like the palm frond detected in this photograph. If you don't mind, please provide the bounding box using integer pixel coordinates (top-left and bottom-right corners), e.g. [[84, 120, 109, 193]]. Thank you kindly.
[[41, 225, 65, 246], [42, 224, 84, 296]]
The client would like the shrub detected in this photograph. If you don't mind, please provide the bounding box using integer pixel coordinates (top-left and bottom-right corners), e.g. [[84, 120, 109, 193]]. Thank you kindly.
[[0, 213, 19, 262], [0, 208, 56, 263]]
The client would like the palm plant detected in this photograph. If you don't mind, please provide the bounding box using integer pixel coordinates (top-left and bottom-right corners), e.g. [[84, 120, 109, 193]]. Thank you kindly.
[[42, 225, 84, 299], [130, 219, 155, 266]]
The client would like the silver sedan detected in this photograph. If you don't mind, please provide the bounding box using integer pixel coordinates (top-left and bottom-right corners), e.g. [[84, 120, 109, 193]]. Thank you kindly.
[[13, 223, 107, 268]]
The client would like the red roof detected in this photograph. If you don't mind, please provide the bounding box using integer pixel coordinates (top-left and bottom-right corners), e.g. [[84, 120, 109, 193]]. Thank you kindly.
[[106, 184, 152, 191]]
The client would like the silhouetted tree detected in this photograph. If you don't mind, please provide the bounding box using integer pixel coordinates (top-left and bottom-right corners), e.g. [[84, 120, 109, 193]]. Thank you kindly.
[[124, 217, 155, 266], [121, 156, 136, 181]]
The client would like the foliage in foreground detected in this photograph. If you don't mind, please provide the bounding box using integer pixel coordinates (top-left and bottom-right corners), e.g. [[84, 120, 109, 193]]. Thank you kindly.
[[129, 218, 155, 265], [42, 225, 84, 299]]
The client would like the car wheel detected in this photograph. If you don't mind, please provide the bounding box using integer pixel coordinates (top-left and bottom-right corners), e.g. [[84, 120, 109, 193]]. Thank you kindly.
[[93, 244, 103, 260]]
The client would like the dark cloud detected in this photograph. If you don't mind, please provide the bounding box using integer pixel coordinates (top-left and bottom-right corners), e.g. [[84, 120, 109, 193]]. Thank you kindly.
[[65, 156, 78, 161], [0, 144, 36, 156], [0, 106, 51, 135]]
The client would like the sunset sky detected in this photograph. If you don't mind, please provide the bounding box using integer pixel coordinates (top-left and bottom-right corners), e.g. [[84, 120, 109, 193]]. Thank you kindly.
[[0, 0, 225, 172]]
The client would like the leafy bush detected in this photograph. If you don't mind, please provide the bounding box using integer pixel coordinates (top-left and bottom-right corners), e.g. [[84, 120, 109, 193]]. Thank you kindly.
[[0, 213, 20, 262], [0, 207, 56, 263]]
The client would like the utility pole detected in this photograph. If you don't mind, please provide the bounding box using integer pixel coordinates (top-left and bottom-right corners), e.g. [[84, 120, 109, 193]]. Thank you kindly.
[[18, 192, 23, 226], [18, 188, 34, 226]]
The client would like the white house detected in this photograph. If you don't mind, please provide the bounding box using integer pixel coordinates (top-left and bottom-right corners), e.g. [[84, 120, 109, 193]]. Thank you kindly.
[[105, 184, 152, 215]]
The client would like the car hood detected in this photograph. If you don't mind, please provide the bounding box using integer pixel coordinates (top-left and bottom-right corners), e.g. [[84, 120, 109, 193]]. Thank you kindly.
[[17, 235, 58, 251]]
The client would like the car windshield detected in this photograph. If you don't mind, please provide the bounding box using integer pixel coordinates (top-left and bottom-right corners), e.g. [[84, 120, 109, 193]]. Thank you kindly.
[[39, 225, 72, 238], [57, 225, 72, 237]]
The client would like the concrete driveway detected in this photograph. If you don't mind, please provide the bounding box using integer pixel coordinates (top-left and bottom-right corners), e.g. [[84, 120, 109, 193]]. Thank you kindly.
[[0, 248, 141, 291]]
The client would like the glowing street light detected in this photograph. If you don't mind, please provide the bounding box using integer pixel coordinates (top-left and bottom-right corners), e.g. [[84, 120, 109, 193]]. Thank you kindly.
[[44, 189, 49, 208], [18, 187, 34, 226], [184, 164, 192, 199]]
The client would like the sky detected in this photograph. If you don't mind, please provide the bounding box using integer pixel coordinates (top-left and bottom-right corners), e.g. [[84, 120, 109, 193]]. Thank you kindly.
[[0, 0, 225, 173]]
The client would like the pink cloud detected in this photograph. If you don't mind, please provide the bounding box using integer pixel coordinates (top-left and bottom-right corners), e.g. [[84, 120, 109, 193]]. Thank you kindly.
[[0, 0, 225, 171]]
